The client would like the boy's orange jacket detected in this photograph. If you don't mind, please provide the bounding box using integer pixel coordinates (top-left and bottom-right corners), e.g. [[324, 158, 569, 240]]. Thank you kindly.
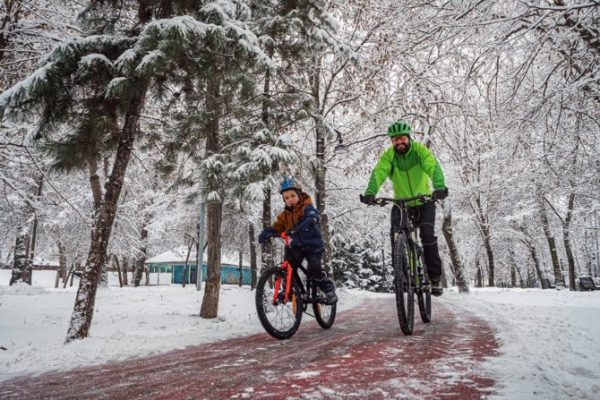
[[269, 191, 323, 249]]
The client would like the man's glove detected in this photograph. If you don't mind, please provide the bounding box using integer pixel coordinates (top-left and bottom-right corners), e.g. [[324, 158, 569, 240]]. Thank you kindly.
[[432, 188, 448, 201], [359, 194, 376, 205], [258, 229, 275, 244]]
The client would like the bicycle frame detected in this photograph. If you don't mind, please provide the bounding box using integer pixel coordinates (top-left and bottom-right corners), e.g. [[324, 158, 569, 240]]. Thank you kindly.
[[271, 232, 327, 307], [272, 233, 293, 304]]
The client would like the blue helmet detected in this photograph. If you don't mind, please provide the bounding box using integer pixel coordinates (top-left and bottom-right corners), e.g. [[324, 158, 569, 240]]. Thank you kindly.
[[279, 177, 300, 194]]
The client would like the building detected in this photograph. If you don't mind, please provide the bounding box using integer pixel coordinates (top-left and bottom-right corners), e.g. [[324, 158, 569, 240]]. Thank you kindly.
[[145, 248, 251, 285]]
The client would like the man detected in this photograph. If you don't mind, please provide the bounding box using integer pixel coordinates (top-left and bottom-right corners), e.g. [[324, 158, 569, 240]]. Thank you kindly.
[[360, 121, 448, 296]]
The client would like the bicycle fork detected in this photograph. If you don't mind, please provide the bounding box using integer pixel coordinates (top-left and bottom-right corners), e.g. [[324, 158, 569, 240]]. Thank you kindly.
[[273, 260, 293, 304], [411, 236, 429, 290]]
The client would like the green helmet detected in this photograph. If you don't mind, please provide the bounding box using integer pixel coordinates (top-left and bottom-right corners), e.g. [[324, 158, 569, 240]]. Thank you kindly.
[[387, 121, 411, 138]]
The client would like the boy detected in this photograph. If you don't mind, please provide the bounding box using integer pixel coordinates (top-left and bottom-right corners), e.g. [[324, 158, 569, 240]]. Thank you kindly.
[[258, 177, 337, 304]]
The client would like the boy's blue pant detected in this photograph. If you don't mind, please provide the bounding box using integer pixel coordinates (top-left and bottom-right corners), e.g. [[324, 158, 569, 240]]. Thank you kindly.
[[285, 248, 326, 280], [285, 248, 336, 295]]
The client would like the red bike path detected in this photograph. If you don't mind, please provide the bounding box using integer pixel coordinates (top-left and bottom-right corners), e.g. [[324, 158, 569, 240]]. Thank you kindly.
[[0, 297, 498, 399]]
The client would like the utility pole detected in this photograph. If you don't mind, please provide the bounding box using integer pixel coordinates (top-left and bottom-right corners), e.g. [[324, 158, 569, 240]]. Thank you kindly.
[[381, 247, 386, 282], [592, 212, 600, 277]]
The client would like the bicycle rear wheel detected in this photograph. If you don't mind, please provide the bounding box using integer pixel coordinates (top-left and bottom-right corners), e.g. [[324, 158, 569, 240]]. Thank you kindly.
[[255, 266, 303, 339], [313, 285, 336, 329], [393, 233, 414, 335]]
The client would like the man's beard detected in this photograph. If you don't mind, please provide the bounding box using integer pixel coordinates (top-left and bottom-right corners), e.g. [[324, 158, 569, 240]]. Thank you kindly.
[[394, 142, 410, 154]]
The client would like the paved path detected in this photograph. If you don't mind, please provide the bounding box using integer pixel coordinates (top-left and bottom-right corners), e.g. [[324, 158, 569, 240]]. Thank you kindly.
[[0, 297, 498, 399]]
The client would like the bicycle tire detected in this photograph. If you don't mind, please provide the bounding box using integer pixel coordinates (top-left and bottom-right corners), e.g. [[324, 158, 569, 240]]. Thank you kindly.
[[313, 286, 337, 329], [393, 233, 414, 335], [255, 266, 303, 340], [417, 287, 431, 323], [416, 259, 431, 323]]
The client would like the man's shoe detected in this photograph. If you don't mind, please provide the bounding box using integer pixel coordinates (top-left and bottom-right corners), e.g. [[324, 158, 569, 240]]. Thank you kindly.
[[430, 277, 443, 297]]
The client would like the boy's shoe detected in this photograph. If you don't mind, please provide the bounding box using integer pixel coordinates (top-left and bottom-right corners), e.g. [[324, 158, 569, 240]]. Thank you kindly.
[[325, 289, 338, 304], [316, 278, 338, 304], [430, 277, 443, 297]]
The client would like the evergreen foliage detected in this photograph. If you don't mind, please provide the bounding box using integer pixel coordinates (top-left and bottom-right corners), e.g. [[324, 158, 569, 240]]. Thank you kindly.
[[332, 234, 391, 293]]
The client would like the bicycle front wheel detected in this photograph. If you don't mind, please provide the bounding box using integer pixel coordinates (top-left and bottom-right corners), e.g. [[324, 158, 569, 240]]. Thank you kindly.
[[416, 259, 431, 323], [417, 287, 431, 323], [255, 266, 303, 340], [393, 233, 414, 335], [313, 286, 337, 329]]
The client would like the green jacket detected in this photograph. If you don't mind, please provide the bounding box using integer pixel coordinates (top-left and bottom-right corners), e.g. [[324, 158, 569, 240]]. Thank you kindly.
[[365, 141, 446, 206]]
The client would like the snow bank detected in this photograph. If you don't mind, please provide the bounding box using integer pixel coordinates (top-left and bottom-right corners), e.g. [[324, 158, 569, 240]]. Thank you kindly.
[[0, 270, 368, 382]]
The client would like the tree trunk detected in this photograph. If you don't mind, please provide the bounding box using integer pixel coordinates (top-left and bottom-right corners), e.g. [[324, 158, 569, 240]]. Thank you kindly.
[[473, 196, 495, 287], [65, 83, 147, 343], [121, 257, 129, 285], [563, 192, 577, 290], [100, 262, 108, 287], [200, 69, 223, 319], [114, 255, 123, 288], [440, 204, 469, 293], [260, 189, 274, 272], [87, 156, 102, 210], [133, 226, 148, 287], [311, 63, 332, 274], [475, 256, 483, 288], [27, 175, 43, 269], [249, 223, 257, 289], [200, 202, 222, 318], [238, 250, 243, 287], [481, 229, 495, 287], [528, 241, 546, 289], [258, 42, 275, 277], [538, 196, 563, 286], [122, 256, 128, 286], [509, 250, 517, 288], [55, 240, 66, 289], [182, 239, 193, 288], [10, 226, 32, 285]]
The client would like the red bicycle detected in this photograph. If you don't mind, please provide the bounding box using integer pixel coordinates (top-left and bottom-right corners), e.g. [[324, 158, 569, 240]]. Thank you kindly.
[[255, 233, 337, 339]]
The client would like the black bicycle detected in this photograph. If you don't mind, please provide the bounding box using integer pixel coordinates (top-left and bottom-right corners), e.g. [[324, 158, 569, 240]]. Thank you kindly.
[[362, 194, 432, 335], [255, 233, 337, 340]]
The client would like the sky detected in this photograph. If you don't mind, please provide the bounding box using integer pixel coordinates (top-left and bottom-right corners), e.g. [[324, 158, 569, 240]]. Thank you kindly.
[[1, 270, 599, 399]]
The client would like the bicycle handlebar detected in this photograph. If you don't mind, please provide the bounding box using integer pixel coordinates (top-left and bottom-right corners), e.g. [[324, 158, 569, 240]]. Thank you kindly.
[[279, 232, 291, 247], [365, 194, 432, 206]]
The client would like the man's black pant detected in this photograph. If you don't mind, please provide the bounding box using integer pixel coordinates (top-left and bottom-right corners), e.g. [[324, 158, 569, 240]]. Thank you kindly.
[[391, 201, 443, 279]]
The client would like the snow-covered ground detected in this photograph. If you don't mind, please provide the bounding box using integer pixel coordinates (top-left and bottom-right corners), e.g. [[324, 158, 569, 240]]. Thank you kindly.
[[1, 270, 599, 399], [454, 287, 600, 399]]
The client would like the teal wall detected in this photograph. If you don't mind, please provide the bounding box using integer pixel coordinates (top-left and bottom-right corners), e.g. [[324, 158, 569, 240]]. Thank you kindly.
[[147, 263, 251, 285]]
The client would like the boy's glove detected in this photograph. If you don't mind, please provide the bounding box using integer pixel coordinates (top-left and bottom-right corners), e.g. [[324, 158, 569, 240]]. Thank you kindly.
[[258, 228, 275, 244], [432, 188, 448, 201], [359, 194, 376, 205], [286, 228, 297, 236]]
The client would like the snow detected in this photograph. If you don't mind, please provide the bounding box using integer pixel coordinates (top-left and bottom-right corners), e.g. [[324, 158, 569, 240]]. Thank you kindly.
[[452, 288, 600, 399], [0, 62, 52, 111], [1, 271, 599, 399], [0, 270, 368, 382]]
